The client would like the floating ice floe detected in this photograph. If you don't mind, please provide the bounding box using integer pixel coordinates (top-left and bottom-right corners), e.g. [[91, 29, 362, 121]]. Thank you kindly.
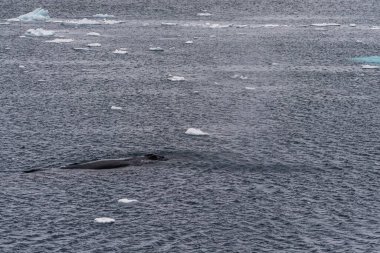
[[197, 12, 212, 17], [103, 20, 124, 25], [349, 24, 357, 27], [94, 217, 115, 223], [25, 28, 55, 37], [61, 18, 101, 25], [87, 32, 101, 36], [73, 47, 90, 51], [185, 128, 209, 136], [168, 76, 185, 81], [87, 43, 101, 47], [361, 65, 379, 69], [245, 87, 256, 90], [118, 198, 138, 204], [161, 22, 177, 26], [207, 23, 232, 29], [149, 47, 164, 51], [10, 8, 50, 22], [262, 24, 280, 28], [311, 23, 340, 27], [93, 14, 115, 18], [185, 40, 194, 44], [111, 106, 122, 110], [113, 49, 127, 54], [46, 38, 74, 43]]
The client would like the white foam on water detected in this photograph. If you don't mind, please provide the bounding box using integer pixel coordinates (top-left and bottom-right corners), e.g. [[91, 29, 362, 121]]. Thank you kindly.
[[361, 65, 379, 69], [235, 24, 248, 28], [93, 14, 115, 18], [0, 22, 10, 25], [245, 87, 256, 90], [19, 65, 25, 69], [19, 35, 26, 38], [349, 24, 357, 27], [94, 217, 115, 223], [111, 106, 122, 110], [161, 22, 177, 26], [61, 18, 101, 25], [87, 43, 101, 47], [311, 23, 340, 27], [87, 32, 101, 36], [149, 47, 164, 51], [370, 26, 380, 30], [197, 12, 212, 17], [185, 40, 194, 44], [118, 198, 138, 204], [113, 49, 127, 54], [46, 38, 73, 43], [168, 76, 185, 81], [11, 8, 50, 22], [73, 47, 90, 51], [25, 28, 55, 37], [185, 128, 209, 136], [231, 74, 248, 80], [103, 20, 124, 25]]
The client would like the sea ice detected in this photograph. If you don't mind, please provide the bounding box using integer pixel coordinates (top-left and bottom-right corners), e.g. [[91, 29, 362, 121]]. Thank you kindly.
[[46, 38, 73, 43], [87, 43, 101, 47], [149, 47, 164, 51], [245, 87, 256, 90], [111, 106, 122, 110], [19, 65, 25, 69], [103, 20, 124, 25], [161, 22, 177, 26], [61, 18, 101, 25], [349, 24, 357, 27], [197, 12, 212, 17], [118, 198, 138, 204], [73, 47, 90, 51], [113, 49, 127, 54], [12, 8, 50, 22], [94, 217, 115, 223], [87, 32, 101, 36], [185, 128, 209, 136], [93, 14, 115, 18], [185, 40, 194, 44], [25, 28, 55, 37], [168, 76, 185, 81]]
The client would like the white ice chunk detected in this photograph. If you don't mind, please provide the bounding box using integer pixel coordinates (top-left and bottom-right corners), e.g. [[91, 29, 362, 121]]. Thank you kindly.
[[46, 38, 73, 43], [118, 198, 138, 204], [73, 47, 90, 51], [25, 28, 55, 37], [94, 217, 115, 223], [311, 23, 340, 27], [185, 40, 194, 44], [185, 128, 209, 136], [361, 65, 379, 69], [14, 8, 50, 22], [19, 65, 25, 69], [103, 20, 124, 25], [93, 14, 115, 18], [168, 76, 185, 81], [87, 32, 101, 36], [349, 24, 356, 27], [197, 12, 212, 17], [245, 87, 256, 90], [111, 106, 122, 110], [61, 18, 101, 25], [87, 43, 101, 47], [113, 49, 127, 54], [149, 47, 164, 51]]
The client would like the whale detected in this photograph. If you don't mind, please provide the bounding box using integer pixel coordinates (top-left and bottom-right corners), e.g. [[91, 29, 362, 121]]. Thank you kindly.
[[23, 154, 167, 173]]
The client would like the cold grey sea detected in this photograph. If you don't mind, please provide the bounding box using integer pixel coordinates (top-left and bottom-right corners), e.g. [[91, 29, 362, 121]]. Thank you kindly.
[[0, 1, 379, 252]]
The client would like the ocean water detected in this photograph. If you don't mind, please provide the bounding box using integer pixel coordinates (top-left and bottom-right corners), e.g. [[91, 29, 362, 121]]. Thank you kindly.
[[0, 1, 379, 252]]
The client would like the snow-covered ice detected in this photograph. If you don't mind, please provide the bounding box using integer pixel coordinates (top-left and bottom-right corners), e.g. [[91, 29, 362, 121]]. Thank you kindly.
[[111, 106, 122, 110], [93, 14, 115, 18], [87, 32, 101, 36], [11, 8, 50, 22], [185, 128, 209, 136], [94, 217, 115, 223], [87, 43, 101, 47], [118, 198, 138, 204], [168, 76, 185, 81], [46, 38, 73, 43], [25, 28, 55, 37]]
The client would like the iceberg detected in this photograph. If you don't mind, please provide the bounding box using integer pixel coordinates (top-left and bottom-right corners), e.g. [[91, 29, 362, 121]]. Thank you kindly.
[[353, 56, 380, 65], [46, 38, 73, 43], [185, 128, 209, 136], [118, 198, 138, 204], [168, 76, 185, 81], [13, 8, 50, 22], [94, 217, 115, 223], [87, 43, 101, 47], [93, 14, 115, 18], [25, 28, 55, 37]]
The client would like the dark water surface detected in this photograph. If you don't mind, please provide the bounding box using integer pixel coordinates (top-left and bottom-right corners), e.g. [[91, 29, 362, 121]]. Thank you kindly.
[[0, 1, 379, 252]]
